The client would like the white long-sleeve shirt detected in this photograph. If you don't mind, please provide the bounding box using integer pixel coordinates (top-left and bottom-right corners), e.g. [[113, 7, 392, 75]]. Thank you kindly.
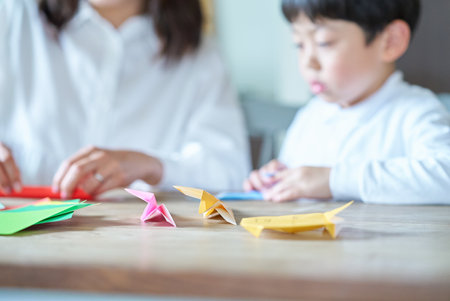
[[0, 0, 250, 190], [279, 71, 450, 204]]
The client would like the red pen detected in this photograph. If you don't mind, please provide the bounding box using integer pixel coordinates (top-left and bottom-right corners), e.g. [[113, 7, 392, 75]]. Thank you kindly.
[[0, 186, 94, 200]]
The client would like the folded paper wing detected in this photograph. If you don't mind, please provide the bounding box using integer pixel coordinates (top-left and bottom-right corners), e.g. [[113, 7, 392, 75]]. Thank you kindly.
[[125, 188, 176, 227], [173, 186, 236, 225], [0, 198, 94, 235], [240, 201, 353, 238]]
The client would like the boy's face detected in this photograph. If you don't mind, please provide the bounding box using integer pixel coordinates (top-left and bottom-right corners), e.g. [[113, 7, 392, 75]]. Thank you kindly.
[[292, 14, 391, 107]]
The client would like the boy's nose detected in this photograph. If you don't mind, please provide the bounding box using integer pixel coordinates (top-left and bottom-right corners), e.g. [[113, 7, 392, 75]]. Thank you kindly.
[[305, 54, 321, 71], [299, 47, 321, 71]]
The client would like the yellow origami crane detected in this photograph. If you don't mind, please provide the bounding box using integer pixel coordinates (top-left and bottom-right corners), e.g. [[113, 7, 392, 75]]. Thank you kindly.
[[173, 186, 236, 225], [240, 201, 353, 238]]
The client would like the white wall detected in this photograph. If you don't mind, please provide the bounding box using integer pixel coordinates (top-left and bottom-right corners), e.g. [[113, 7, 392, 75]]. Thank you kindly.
[[213, 0, 310, 105]]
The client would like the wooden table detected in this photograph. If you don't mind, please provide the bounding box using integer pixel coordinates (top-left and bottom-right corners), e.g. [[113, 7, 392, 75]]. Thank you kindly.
[[1, 191, 449, 300]]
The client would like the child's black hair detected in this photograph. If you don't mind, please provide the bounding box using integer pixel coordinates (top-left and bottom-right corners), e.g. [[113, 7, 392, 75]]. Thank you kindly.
[[282, 0, 421, 44]]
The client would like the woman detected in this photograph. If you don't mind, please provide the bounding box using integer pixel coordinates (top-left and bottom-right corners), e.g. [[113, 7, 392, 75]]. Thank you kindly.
[[0, 0, 249, 198]]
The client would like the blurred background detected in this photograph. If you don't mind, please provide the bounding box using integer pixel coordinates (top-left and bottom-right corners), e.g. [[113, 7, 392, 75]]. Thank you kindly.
[[208, 0, 310, 106]]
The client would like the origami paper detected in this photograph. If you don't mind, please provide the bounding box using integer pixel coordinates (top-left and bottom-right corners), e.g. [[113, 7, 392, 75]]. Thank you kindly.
[[216, 190, 263, 201], [0, 202, 4, 210], [0, 186, 93, 200], [174, 186, 236, 225], [0, 198, 93, 235], [125, 188, 176, 227], [240, 201, 354, 238]]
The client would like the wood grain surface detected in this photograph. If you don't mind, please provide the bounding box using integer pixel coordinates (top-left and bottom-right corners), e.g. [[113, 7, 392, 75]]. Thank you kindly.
[[1, 191, 449, 300]]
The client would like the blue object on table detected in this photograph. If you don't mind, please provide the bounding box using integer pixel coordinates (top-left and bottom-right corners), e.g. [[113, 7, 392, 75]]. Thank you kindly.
[[216, 191, 264, 201]]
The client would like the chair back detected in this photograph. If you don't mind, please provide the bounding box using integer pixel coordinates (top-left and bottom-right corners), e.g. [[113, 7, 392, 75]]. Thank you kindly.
[[241, 95, 300, 169]]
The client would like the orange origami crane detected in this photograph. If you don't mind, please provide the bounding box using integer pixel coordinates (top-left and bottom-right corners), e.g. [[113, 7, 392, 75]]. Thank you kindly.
[[173, 186, 236, 225], [240, 201, 353, 238]]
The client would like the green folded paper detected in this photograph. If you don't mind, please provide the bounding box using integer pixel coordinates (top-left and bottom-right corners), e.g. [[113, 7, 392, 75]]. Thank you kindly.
[[0, 199, 93, 235]]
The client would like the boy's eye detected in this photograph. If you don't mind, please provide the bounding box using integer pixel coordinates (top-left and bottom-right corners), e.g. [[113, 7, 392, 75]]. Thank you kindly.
[[295, 43, 304, 50], [317, 41, 333, 47]]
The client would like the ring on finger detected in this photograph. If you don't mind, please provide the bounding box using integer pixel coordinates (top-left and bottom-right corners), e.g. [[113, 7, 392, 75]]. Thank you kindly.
[[94, 173, 105, 183]]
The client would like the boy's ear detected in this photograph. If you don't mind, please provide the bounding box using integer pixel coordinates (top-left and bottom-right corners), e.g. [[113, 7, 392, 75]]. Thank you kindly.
[[380, 20, 411, 63]]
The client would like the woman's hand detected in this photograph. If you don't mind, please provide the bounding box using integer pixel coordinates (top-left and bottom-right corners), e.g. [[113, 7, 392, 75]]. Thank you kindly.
[[0, 142, 22, 194], [243, 159, 287, 192], [262, 166, 332, 202], [52, 146, 163, 198]]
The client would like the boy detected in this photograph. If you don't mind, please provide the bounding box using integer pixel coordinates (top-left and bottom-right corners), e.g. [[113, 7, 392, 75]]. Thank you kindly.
[[244, 0, 450, 204]]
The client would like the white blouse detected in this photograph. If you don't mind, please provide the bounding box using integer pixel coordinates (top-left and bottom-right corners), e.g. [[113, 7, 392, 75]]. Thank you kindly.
[[279, 71, 450, 204], [0, 0, 250, 190]]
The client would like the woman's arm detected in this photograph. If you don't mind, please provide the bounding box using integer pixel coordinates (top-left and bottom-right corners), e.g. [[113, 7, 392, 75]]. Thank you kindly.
[[156, 54, 251, 191]]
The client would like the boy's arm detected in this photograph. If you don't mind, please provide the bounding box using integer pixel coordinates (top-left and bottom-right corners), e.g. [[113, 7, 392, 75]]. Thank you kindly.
[[330, 101, 450, 205]]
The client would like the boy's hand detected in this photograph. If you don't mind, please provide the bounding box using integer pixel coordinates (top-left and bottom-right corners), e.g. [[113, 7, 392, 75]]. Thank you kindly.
[[263, 166, 332, 202], [243, 159, 287, 191], [0, 142, 22, 194]]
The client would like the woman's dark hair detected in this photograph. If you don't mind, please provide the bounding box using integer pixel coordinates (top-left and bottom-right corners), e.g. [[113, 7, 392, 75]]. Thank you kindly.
[[39, 0, 203, 61], [281, 0, 421, 44]]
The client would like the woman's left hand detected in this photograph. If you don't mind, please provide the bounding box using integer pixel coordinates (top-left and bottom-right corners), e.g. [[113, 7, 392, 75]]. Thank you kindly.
[[52, 146, 163, 198]]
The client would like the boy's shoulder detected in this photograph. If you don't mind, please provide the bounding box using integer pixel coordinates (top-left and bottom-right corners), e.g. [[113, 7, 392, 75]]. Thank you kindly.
[[379, 78, 450, 134], [361, 71, 445, 116], [390, 79, 446, 115]]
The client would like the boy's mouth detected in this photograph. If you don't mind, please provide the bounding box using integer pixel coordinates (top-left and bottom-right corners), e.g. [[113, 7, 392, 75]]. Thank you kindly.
[[310, 81, 326, 94]]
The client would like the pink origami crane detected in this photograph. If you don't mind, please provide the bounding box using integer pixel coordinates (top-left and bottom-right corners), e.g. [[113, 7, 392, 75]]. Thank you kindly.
[[125, 188, 176, 227]]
